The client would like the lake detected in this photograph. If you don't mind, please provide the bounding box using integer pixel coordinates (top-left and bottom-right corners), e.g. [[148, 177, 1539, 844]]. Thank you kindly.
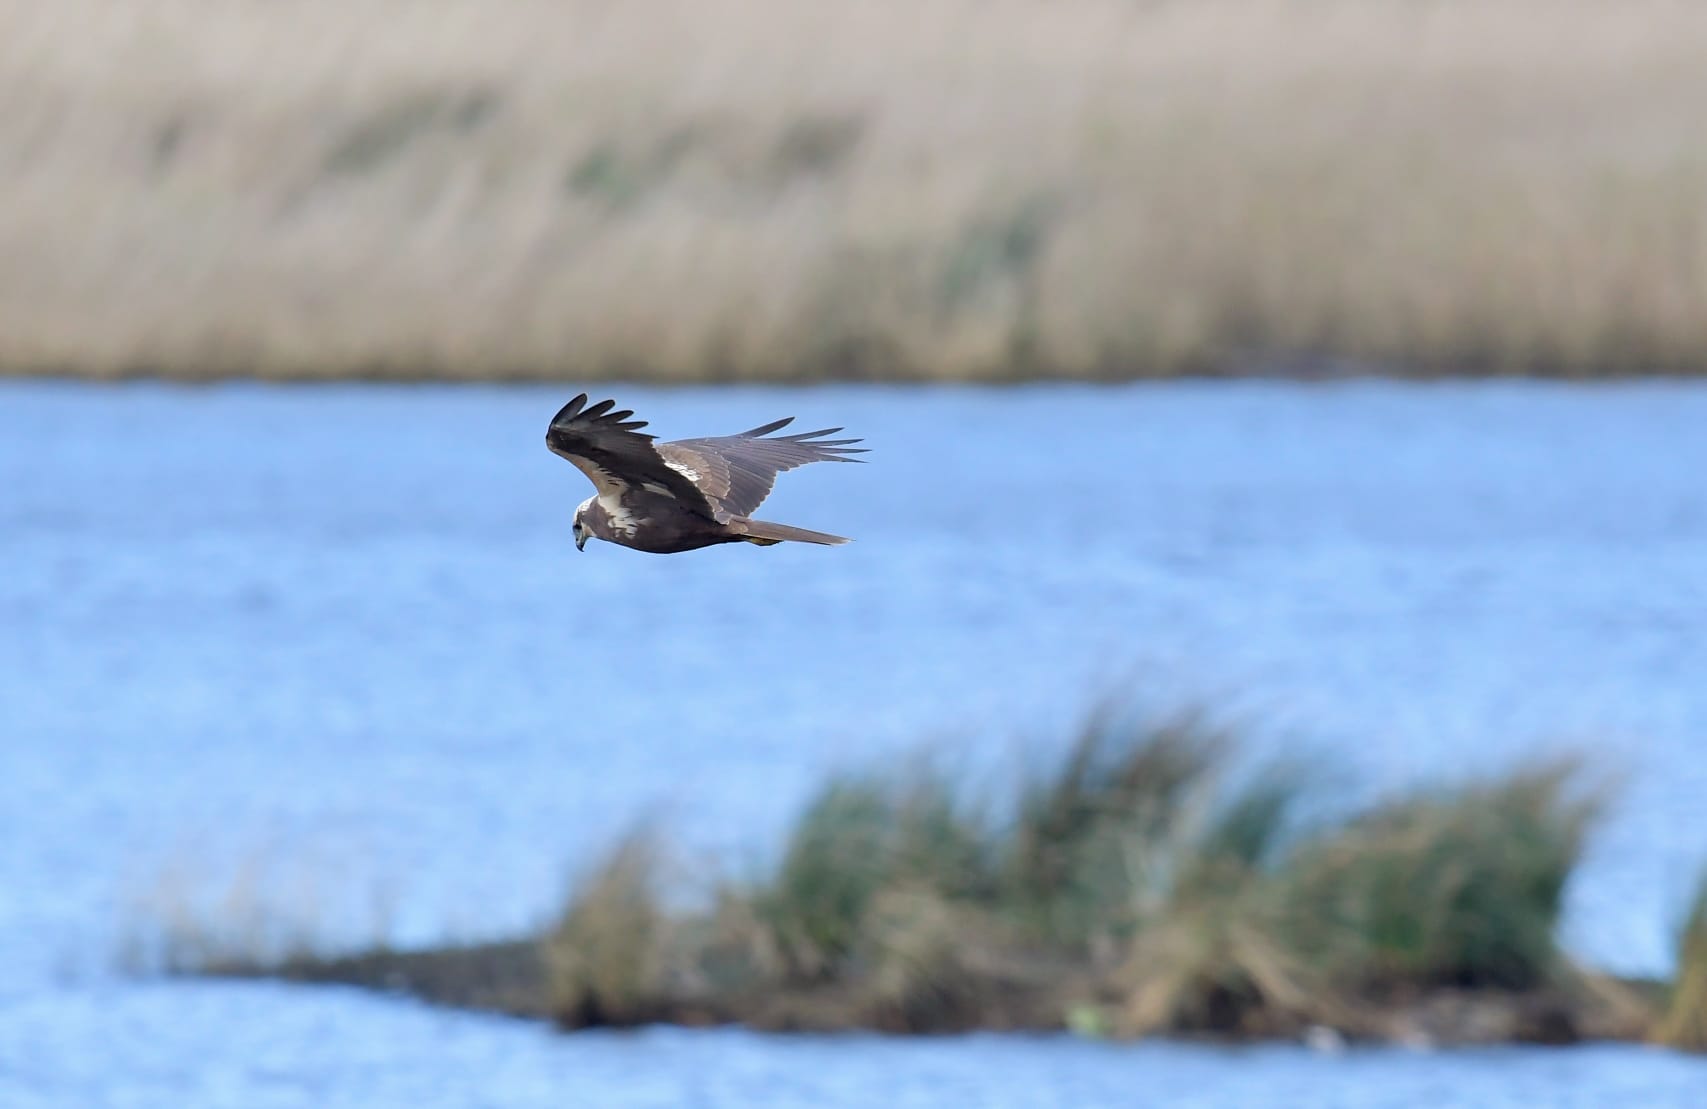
[[3, 380, 1705, 1106]]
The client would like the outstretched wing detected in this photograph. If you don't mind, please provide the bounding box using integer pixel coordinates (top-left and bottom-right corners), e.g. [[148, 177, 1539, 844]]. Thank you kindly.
[[545, 394, 717, 516], [657, 417, 867, 518]]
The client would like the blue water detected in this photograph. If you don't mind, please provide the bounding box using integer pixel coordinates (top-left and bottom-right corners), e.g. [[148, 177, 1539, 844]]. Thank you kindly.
[[3, 380, 1706, 1106]]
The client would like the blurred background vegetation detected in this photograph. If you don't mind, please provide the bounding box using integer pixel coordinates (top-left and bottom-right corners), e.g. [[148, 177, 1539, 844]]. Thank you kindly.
[[5, 0, 1707, 383]]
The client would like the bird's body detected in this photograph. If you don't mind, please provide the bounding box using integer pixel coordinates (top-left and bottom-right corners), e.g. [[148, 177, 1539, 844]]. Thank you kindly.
[[545, 394, 865, 554]]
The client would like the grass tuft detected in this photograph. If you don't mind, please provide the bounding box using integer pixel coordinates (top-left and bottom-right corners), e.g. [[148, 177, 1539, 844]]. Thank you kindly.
[[757, 767, 994, 982], [859, 885, 1001, 1032], [757, 777, 903, 981], [543, 830, 666, 1027], [1003, 708, 1230, 949], [1657, 867, 1707, 1052], [1287, 758, 1606, 993], [118, 853, 391, 977], [1115, 763, 1334, 1036]]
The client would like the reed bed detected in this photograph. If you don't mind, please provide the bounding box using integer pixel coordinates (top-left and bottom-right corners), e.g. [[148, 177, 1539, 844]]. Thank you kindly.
[[6, 1, 1707, 382]]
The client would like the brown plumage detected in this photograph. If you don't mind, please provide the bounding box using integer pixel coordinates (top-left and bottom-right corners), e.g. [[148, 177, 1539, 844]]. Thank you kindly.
[[545, 394, 866, 554]]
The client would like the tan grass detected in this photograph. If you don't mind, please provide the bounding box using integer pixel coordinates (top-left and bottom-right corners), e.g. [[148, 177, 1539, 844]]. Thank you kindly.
[[542, 830, 667, 1026], [117, 852, 395, 975], [859, 884, 1004, 1032], [1113, 766, 1344, 1036], [4, 0, 1707, 381], [1656, 868, 1707, 1052]]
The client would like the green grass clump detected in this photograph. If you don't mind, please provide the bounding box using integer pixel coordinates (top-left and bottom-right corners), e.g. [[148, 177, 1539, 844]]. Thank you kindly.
[[1002, 710, 1229, 950], [755, 770, 995, 982], [531, 725, 1628, 1037], [757, 777, 897, 980], [737, 710, 1246, 1022], [1287, 760, 1605, 993], [1115, 765, 1337, 1036], [1657, 867, 1707, 1052]]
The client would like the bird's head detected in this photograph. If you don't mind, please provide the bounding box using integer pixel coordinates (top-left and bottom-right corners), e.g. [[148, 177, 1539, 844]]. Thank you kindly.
[[572, 496, 595, 551]]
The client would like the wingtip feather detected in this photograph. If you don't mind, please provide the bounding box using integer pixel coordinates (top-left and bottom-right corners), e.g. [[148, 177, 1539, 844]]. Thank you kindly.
[[740, 416, 796, 438], [550, 393, 590, 423]]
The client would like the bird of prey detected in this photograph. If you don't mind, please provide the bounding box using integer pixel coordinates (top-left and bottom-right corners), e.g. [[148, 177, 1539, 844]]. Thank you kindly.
[[545, 394, 866, 554]]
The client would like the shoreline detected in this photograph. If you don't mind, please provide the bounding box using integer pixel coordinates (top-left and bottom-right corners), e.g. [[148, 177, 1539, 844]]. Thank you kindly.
[[192, 937, 1663, 1049]]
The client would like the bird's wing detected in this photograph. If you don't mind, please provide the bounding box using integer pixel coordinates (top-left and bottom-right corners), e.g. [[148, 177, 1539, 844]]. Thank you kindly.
[[545, 394, 718, 516], [657, 417, 866, 518]]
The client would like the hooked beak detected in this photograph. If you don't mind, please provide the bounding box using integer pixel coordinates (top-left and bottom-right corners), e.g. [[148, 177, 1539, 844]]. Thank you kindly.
[[575, 532, 588, 552]]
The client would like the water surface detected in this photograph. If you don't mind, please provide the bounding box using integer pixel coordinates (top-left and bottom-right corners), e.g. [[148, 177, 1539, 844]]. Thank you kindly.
[[3, 381, 1705, 1105]]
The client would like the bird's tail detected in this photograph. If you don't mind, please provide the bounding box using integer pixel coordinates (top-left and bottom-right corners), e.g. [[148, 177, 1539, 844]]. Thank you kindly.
[[732, 517, 851, 546]]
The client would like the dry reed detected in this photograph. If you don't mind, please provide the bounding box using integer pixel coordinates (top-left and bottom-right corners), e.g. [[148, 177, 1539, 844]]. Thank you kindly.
[[1656, 867, 1707, 1052], [4, 1, 1707, 381]]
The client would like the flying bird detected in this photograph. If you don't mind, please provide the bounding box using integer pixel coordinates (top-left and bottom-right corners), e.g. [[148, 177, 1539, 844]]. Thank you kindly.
[[545, 394, 866, 554]]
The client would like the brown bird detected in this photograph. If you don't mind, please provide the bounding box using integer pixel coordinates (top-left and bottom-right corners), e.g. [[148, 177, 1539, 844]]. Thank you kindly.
[[545, 394, 867, 554]]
